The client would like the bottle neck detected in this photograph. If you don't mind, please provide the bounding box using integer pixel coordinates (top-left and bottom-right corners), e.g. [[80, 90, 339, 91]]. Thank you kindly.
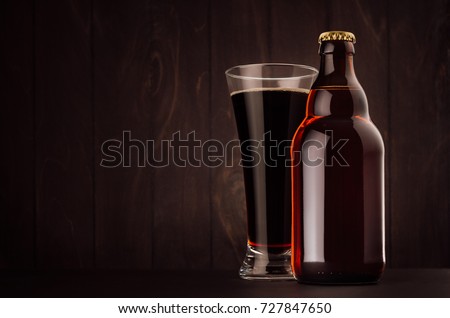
[[308, 41, 370, 118], [314, 41, 359, 87]]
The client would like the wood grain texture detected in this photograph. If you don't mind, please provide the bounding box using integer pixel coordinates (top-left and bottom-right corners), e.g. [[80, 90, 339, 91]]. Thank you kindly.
[[0, 0, 35, 269], [270, 0, 327, 69], [328, 0, 391, 264], [150, 0, 211, 269], [0, 0, 448, 270], [389, 0, 450, 267], [35, 0, 93, 269], [210, 0, 270, 269], [94, 0, 153, 269]]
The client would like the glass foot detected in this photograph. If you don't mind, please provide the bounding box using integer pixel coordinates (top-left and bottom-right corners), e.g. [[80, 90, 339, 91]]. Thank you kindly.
[[239, 245, 294, 280]]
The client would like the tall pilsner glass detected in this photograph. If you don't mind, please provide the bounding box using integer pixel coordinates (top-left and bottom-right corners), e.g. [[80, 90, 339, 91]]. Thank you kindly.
[[225, 63, 318, 280]]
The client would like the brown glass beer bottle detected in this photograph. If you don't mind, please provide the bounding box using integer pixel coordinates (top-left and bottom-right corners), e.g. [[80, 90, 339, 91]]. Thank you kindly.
[[291, 31, 385, 284]]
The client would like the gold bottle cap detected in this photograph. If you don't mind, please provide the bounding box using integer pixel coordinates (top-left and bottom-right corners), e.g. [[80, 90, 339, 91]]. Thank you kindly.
[[318, 31, 356, 44]]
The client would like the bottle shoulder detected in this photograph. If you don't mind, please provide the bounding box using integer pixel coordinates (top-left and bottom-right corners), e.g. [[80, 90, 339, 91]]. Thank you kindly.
[[306, 86, 369, 117], [293, 115, 384, 153], [296, 115, 382, 136]]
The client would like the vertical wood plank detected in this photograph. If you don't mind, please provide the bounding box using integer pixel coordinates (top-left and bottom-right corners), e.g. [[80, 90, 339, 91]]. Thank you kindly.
[[94, 0, 153, 269], [328, 0, 391, 266], [328, 0, 390, 149], [389, 0, 449, 267], [210, 0, 270, 269], [35, 0, 94, 268], [270, 0, 327, 69], [150, 0, 211, 269], [0, 0, 35, 269]]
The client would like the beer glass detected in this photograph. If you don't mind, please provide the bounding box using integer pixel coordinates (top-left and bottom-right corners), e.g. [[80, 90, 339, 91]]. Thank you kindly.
[[225, 63, 318, 280]]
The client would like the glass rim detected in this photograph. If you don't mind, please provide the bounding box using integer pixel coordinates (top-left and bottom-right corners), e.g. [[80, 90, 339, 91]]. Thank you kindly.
[[225, 63, 318, 81]]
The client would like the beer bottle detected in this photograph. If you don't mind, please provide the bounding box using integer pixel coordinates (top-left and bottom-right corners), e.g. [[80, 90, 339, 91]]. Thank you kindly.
[[291, 31, 385, 284]]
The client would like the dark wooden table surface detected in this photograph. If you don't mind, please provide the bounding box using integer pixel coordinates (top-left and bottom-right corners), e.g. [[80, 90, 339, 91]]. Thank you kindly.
[[1, 269, 449, 298]]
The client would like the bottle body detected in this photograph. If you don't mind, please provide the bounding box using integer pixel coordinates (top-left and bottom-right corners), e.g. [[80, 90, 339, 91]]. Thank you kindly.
[[291, 33, 385, 284]]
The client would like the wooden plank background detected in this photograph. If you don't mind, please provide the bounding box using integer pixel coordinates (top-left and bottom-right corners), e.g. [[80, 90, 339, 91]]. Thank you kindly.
[[94, 0, 155, 269], [35, 0, 94, 269], [0, 0, 448, 270], [0, 0, 35, 269]]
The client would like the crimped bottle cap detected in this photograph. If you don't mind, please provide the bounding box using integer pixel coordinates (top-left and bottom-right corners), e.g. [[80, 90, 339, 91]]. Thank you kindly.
[[318, 31, 356, 43]]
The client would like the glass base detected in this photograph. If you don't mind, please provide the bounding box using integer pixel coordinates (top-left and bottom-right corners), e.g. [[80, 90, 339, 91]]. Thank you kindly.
[[239, 245, 294, 280]]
